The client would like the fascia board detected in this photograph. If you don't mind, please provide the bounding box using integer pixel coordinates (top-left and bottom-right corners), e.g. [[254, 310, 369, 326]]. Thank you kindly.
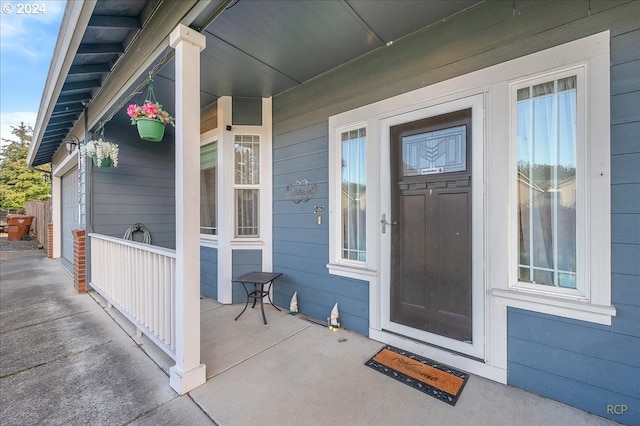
[[28, 0, 97, 167]]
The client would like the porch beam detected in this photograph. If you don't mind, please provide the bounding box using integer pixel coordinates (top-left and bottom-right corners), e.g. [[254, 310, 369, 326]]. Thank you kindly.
[[168, 23, 207, 395], [68, 63, 110, 75], [77, 43, 123, 55], [61, 79, 101, 92], [87, 15, 140, 30]]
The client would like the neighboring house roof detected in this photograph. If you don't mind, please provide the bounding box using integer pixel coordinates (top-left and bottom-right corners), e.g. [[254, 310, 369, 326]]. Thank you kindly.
[[28, 0, 482, 167]]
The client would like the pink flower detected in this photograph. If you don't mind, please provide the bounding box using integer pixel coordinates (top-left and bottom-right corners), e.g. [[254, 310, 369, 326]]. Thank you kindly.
[[126, 100, 174, 126], [126, 104, 140, 118], [142, 102, 158, 118]]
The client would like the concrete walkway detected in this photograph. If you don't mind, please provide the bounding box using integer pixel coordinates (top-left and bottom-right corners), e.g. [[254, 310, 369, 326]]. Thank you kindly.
[[0, 250, 213, 426], [1, 250, 618, 426]]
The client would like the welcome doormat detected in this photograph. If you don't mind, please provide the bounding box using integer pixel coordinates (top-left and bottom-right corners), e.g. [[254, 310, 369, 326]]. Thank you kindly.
[[365, 345, 469, 406]]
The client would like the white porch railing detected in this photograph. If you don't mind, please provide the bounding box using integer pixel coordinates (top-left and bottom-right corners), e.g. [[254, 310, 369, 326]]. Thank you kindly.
[[89, 233, 177, 360]]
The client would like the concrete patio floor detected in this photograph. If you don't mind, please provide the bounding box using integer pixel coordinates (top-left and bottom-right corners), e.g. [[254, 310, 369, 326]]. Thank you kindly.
[[1, 250, 619, 425]]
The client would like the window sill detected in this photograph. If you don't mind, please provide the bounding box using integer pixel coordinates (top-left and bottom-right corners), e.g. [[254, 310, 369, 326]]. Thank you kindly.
[[230, 239, 264, 247], [200, 237, 218, 248], [327, 262, 377, 280], [491, 288, 616, 325]]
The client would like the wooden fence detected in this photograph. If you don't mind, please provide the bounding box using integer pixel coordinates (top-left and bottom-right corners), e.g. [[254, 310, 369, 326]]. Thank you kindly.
[[25, 200, 51, 250]]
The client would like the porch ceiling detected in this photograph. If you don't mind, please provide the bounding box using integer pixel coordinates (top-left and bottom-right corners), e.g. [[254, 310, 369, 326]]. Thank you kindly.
[[32, 0, 481, 166]]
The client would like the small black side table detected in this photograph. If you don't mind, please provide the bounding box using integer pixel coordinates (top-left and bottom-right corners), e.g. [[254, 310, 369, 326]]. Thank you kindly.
[[232, 272, 283, 324]]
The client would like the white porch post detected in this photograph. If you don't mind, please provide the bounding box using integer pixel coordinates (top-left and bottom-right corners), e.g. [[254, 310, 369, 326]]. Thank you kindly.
[[169, 24, 206, 395]]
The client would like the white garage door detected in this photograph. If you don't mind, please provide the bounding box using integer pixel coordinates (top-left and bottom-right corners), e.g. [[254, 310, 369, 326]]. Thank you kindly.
[[61, 168, 80, 264]]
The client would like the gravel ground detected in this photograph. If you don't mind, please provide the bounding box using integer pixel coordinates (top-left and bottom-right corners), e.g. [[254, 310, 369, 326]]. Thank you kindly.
[[0, 234, 43, 251]]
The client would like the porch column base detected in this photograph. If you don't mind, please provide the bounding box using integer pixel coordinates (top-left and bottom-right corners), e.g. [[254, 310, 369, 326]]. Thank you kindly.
[[169, 363, 206, 395]]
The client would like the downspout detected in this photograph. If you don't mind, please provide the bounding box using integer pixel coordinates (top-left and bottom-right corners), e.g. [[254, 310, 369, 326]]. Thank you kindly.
[[83, 103, 91, 233], [83, 103, 93, 290]]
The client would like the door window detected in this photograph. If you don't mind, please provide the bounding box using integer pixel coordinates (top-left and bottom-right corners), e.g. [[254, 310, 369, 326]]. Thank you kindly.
[[402, 125, 467, 176]]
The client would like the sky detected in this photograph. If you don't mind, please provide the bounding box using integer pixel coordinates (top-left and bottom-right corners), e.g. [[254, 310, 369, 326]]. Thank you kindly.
[[0, 0, 66, 146]]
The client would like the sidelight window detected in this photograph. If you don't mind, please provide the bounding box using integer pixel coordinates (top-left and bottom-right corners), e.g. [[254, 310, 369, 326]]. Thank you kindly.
[[516, 75, 578, 289], [341, 127, 367, 261]]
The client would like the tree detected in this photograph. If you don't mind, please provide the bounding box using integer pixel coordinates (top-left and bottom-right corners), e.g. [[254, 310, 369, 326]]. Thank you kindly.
[[0, 123, 51, 211]]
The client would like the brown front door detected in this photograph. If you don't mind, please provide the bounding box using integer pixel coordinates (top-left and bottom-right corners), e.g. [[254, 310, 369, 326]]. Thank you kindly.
[[389, 109, 473, 343]]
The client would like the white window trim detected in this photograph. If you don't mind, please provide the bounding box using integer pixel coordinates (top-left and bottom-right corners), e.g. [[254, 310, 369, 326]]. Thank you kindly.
[[492, 33, 615, 325], [328, 122, 371, 272], [200, 131, 219, 243]]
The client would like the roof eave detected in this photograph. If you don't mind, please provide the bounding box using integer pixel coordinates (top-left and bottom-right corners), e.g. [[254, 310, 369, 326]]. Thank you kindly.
[[27, 0, 97, 167]]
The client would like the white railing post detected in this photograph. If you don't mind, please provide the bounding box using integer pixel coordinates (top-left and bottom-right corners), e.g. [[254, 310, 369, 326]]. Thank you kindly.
[[169, 24, 207, 395]]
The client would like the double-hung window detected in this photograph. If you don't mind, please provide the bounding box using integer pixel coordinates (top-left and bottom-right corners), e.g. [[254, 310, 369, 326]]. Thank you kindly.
[[234, 134, 260, 237], [200, 141, 218, 236]]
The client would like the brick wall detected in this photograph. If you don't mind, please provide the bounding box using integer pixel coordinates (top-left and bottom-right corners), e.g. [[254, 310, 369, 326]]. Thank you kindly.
[[72, 229, 86, 293], [47, 223, 53, 258]]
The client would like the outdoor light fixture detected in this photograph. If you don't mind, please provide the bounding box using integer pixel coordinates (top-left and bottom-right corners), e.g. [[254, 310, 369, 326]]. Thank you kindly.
[[64, 135, 79, 155]]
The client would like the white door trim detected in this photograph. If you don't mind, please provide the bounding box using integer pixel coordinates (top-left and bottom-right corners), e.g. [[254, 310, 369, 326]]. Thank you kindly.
[[378, 93, 486, 359]]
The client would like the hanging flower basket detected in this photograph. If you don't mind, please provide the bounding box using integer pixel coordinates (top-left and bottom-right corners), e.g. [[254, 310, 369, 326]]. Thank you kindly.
[[126, 78, 175, 142], [134, 117, 166, 142], [93, 155, 112, 168], [80, 138, 119, 168]]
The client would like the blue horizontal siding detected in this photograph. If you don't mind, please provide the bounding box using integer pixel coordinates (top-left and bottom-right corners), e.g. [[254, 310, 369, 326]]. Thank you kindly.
[[612, 243, 640, 276], [272, 267, 369, 334], [612, 214, 640, 245], [611, 122, 640, 156], [273, 240, 327, 259], [273, 227, 328, 246], [509, 337, 639, 399], [507, 308, 639, 368], [612, 153, 640, 184], [612, 273, 640, 307], [273, 213, 328, 230], [611, 183, 640, 214], [611, 59, 640, 96], [508, 308, 640, 425], [610, 28, 640, 64], [508, 362, 639, 425], [201, 246, 218, 299], [231, 249, 262, 303], [91, 121, 175, 249], [273, 134, 327, 162], [274, 152, 327, 177]]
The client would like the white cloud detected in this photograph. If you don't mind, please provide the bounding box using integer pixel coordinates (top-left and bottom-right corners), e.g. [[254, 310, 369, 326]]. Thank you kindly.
[[0, 1, 66, 59], [0, 111, 37, 146]]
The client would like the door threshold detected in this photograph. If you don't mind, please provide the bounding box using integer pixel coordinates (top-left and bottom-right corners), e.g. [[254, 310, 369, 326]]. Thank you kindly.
[[369, 328, 506, 384], [381, 328, 484, 362]]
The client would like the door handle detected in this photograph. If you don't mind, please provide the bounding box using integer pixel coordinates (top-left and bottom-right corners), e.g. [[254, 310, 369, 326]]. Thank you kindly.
[[380, 213, 397, 234]]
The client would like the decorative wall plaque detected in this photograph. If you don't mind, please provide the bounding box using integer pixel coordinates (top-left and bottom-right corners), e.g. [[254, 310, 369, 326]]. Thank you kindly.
[[285, 178, 317, 204]]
